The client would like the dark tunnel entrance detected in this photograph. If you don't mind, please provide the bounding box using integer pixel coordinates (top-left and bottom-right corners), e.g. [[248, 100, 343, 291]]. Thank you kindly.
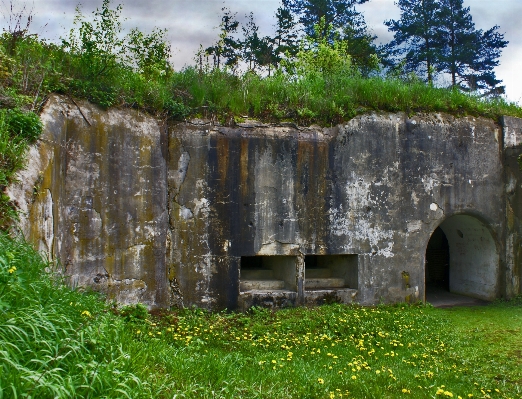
[[424, 215, 499, 302], [425, 227, 450, 291]]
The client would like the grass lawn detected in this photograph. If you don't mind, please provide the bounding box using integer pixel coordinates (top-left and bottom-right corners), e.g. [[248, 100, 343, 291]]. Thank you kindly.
[[131, 301, 522, 399], [1, 233, 521, 398]]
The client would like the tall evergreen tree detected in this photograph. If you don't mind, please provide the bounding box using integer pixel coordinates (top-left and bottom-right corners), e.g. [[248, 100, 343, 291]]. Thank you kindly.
[[385, 0, 441, 83], [205, 7, 241, 69], [284, 0, 379, 74], [340, 13, 380, 75], [437, 0, 507, 94], [273, 5, 299, 64], [283, 0, 369, 39]]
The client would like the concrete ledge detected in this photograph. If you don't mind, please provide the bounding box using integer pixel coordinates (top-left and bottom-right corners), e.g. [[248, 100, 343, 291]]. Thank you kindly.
[[238, 290, 297, 311], [240, 279, 285, 291], [305, 277, 345, 289], [305, 289, 358, 306]]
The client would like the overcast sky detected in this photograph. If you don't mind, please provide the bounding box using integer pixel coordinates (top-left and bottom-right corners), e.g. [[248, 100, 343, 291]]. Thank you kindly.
[[4, 0, 522, 103]]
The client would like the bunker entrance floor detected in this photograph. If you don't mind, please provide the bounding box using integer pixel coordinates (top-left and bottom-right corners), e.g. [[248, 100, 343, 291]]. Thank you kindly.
[[426, 285, 490, 308]]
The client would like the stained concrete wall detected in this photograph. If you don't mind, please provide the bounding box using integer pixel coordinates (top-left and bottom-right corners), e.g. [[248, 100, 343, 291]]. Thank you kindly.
[[9, 95, 521, 309], [9, 96, 169, 307], [503, 116, 522, 297], [170, 114, 507, 308]]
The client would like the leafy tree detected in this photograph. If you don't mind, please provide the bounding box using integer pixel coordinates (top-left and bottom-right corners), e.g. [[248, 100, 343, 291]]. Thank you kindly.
[[283, 0, 379, 75], [385, 0, 441, 84], [283, 0, 369, 39], [290, 17, 352, 77], [62, 0, 127, 79], [437, 0, 507, 94], [126, 28, 172, 78]]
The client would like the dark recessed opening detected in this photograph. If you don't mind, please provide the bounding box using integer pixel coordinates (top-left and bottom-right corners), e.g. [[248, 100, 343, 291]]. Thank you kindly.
[[240, 256, 297, 292], [425, 227, 450, 291], [304, 255, 358, 290]]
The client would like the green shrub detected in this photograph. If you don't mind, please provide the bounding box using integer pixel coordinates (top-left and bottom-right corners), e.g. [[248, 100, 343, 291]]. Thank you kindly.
[[4, 108, 42, 141]]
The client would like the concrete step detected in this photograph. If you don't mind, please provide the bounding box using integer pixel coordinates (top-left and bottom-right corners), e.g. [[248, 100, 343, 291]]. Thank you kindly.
[[240, 279, 285, 291], [305, 268, 332, 278], [241, 269, 274, 280], [305, 277, 345, 289]]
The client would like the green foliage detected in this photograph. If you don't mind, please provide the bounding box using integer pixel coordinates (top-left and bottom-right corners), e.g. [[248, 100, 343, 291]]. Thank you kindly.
[[0, 233, 175, 397], [120, 303, 149, 322], [385, 0, 508, 94], [0, 107, 42, 229], [3, 107, 42, 141], [289, 17, 353, 78], [62, 0, 127, 80]]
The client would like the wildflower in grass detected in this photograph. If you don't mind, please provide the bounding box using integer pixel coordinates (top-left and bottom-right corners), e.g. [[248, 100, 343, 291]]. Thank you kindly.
[[351, 375, 356, 380], [81, 310, 92, 317], [402, 388, 411, 393], [318, 378, 324, 384]]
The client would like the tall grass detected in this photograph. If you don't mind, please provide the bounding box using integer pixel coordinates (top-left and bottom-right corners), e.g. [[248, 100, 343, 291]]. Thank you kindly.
[[1, 33, 521, 128], [0, 233, 175, 397]]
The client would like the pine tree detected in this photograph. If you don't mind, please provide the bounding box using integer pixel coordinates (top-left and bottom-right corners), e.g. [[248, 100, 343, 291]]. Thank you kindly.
[[273, 5, 299, 65], [385, 0, 441, 83], [437, 0, 507, 94], [205, 7, 241, 70], [340, 13, 380, 75], [283, 0, 369, 40]]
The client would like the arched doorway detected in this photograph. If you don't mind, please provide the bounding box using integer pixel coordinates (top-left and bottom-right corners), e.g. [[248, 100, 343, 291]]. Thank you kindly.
[[425, 215, 499, 301]]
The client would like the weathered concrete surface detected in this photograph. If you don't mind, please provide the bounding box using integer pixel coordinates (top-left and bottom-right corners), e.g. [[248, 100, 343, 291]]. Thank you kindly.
[[9, 95, 521, 310], [169, 113, 509, 308], [9, 96, 169, 308], [503, 116, 522, 297]]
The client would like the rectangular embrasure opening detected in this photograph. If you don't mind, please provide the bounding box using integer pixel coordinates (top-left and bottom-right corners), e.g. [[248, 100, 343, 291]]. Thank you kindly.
[[240, 256, 297, 292], [304, 255, 358, 290]]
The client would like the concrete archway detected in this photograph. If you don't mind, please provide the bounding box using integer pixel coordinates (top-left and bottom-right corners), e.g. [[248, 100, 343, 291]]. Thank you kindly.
[[425, 214, 499, 301]]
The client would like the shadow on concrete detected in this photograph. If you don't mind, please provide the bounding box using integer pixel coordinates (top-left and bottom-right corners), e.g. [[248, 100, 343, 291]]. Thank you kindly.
[[426, 285, 490, 308]]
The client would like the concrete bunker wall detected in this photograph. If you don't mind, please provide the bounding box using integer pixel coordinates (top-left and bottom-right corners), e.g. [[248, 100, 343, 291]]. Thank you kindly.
[[9, 95, 521, 310]]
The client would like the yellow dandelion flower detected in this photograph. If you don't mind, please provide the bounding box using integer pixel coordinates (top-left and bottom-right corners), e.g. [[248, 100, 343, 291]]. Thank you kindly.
[[351, 375, 357, 380], [81, 310, 92, 317], [318, 378, 324, 384]]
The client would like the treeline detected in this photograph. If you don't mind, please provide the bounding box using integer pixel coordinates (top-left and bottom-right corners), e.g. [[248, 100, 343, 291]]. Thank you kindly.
[[202, 0, 507, 96]]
